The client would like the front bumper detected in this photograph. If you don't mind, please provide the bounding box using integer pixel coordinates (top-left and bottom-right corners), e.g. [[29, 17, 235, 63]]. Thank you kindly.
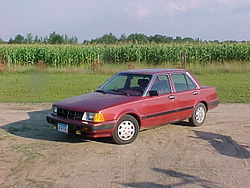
[[46, 114, 115, 138]]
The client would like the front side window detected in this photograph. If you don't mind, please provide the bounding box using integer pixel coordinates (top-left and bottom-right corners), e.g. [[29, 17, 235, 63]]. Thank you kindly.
[[150, 75, 171, 95], [99, 73, 152, 96]]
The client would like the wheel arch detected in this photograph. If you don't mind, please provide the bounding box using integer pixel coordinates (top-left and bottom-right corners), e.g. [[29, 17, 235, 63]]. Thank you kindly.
[[127, 113, 141, 128], [115, 110, 142, 128], [199, 101, 208, 111]]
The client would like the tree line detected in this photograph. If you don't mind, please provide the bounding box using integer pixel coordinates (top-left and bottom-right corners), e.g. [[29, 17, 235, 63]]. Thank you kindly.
[[5, 32, 78, 44], [83, 33, 202, 44], [0, 32, 244, 45]]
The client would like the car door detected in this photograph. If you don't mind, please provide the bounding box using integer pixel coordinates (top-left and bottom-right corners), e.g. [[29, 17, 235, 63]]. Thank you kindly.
[[171, 73, 199, 120], [141, 74, 177, 128]]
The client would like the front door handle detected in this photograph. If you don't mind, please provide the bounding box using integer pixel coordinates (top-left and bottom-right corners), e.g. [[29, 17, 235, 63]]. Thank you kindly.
[[169, 95, 175, 99], [193, 91, 198, 95]]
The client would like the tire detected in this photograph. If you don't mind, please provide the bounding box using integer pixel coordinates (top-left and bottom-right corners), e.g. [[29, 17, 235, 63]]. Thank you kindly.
[[189, 103, 207, 127], [112, 115, 139, 145]]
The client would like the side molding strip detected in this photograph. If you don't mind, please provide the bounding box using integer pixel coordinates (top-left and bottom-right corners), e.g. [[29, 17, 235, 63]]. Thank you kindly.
[[142, 106, 193, 120]]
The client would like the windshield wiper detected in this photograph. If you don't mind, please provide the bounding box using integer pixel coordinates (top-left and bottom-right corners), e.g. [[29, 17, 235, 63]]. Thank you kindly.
[[95, 89, 106, 94], [111, 89, 129, 96]]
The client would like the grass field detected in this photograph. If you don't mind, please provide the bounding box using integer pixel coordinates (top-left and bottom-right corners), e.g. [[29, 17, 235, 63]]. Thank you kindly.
[[1, 63, 250, 103], [0, 71, 109, 103]]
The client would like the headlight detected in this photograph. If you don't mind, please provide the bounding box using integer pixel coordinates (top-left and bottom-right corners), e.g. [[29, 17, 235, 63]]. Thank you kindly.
[[82, 112, 105, 122], [52, 106, 58, 115]]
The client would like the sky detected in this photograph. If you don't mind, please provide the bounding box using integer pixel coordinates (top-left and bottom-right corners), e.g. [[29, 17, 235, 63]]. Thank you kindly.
[[1, 0, 250, 42]]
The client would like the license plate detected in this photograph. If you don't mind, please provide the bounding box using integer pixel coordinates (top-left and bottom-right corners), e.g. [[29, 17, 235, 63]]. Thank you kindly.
[[58, 123, 68, 133]]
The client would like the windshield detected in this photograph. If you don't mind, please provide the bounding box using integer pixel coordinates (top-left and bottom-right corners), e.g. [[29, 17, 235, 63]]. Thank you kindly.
[[98, 73, 152, 96]]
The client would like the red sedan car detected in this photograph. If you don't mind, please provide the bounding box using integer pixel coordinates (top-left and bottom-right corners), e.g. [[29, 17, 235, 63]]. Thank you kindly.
[[46, 69, 219, 144]]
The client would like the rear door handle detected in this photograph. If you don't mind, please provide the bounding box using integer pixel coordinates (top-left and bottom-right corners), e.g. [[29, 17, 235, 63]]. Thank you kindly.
[[193, 91, 198, 95], [169, 95, 175, 99]]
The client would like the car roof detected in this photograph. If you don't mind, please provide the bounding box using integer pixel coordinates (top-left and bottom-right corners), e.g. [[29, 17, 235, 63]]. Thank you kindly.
[[119, 68, 186, 75]]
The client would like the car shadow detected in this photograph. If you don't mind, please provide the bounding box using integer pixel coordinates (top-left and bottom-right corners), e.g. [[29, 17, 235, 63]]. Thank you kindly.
[[120, 168, 217, 188], [171, 120, 191, 127], [191, 130, 250, 159], [1, 109, 113, 144]]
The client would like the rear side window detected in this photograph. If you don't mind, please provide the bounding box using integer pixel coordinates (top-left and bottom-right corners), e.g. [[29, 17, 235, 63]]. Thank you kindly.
[[185, 75, 197, 90], [172, 73, 197, 92]]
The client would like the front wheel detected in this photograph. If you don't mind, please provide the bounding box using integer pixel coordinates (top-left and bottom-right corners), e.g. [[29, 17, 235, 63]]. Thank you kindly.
[[112, 115, 139, 145], [189, 103, 207, 127]]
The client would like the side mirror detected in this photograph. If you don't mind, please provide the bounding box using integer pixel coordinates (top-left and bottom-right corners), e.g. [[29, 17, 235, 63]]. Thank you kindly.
[[148, 90, 159, 96]]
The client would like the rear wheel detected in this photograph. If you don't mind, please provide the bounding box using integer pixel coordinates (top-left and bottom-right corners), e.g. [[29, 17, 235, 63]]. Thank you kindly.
[[112, 115, 139, 145], [189, 103, 207, 127]]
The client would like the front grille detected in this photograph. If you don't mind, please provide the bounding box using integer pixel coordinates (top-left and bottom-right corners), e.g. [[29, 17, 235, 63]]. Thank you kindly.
[[57, 108, 84, 120]]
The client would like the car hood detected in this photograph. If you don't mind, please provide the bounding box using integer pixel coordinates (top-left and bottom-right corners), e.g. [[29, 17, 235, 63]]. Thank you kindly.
[[54, 92, 140, 112]]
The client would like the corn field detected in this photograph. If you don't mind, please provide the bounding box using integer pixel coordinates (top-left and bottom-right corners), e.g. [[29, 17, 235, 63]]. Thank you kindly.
[[0, 43, 250, 67]]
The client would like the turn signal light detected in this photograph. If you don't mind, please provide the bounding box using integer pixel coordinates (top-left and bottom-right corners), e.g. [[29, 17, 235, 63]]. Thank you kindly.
[[94, 113, 105, 122]]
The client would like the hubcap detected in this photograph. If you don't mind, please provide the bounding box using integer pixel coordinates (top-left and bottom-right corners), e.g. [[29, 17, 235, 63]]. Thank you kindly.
[[117, 120, 135, 141], [195, 107, 205, 123]]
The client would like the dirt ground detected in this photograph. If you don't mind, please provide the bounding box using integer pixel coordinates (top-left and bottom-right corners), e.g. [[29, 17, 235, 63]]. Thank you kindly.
[[0, 103, 249, 188]]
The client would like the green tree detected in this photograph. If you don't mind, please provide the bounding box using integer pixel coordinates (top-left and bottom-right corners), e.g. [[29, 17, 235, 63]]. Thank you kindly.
[[12, 34, 26, 44], [47, 32, 64, 44], [43, 36, 48, 43], [174, 36, 182, 43], [25, 33, 33, 43], [127, 33, 148, 44], [148, 34, 166, 43], [95, 33, 117, 44], [8, 38, 14, 44], [119, 33, 127, 43], [82, 40, 90, 44], [182, 37, 195, 42], [68, 36, 78, 44], [33, 35, 42, 43], [63, 34, 69, 44]]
